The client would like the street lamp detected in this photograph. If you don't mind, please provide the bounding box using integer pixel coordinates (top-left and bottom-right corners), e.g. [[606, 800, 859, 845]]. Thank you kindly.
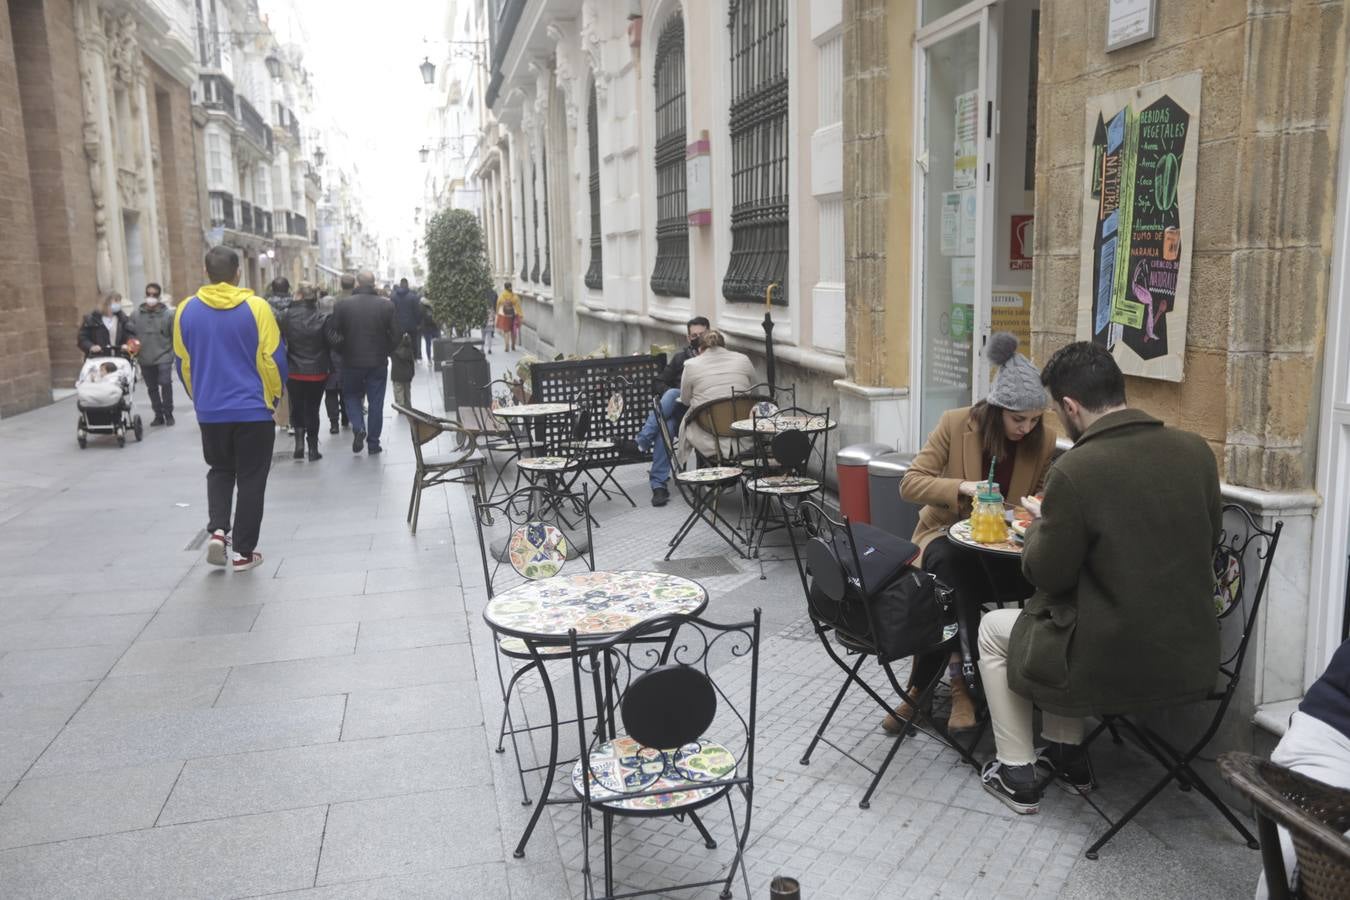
[[419, 57, 436, 85], [419, 146, 430, 163], [313, 147, 325, 167], [265, 53, 282, 80]]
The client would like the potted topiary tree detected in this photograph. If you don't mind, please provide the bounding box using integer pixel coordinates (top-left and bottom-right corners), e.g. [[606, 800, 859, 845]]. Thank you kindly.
[[424, 208, 494, 407]]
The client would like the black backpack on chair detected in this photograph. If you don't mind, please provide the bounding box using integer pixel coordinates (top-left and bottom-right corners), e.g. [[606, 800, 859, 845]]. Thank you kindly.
[[806, 520, 955, 663]]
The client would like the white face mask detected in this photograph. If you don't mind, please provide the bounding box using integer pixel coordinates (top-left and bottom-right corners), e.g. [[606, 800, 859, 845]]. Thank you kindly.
[[145, 296, 160, 306], [108, 303, 122, 314]]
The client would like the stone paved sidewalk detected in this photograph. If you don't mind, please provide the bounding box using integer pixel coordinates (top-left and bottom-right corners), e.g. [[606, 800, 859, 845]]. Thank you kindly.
[[0, 343, 1263, 899]]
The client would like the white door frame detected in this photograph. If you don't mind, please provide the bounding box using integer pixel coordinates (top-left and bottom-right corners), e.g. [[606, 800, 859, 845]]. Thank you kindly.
[[1307, 76, 1350, 685], [908, 1, 1002, 450]]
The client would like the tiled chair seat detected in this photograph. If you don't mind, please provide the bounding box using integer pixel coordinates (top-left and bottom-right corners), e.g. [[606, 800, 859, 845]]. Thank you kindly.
[[676, 466, 743, 484], [423, 451, 486, 469], [745, 474, 821, 495], [517, 456, 581, 472], [571, 735, 738, 813], [497, 636, 573, 658]]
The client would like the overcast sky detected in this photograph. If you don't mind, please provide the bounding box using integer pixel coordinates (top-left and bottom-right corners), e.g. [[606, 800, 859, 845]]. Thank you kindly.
[[260, 0, 440, 253]]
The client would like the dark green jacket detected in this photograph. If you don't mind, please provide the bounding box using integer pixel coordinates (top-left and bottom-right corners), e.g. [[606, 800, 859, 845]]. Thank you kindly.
[[1009, 409, 1222, 718]]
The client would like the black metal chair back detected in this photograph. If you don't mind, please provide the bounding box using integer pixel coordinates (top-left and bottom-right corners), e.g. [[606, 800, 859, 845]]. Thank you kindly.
[[472, 484, 595, 599], [567, 610, 761, 900], [1077, 502, 1283, 859], [734, 382, 795, 411], [753, 405, 832, 481]]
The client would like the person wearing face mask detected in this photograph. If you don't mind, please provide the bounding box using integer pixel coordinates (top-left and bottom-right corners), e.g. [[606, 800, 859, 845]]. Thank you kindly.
[[78, 292, 137, 360], [886, 333, 1056, 737], [129, 283, 176, 426]]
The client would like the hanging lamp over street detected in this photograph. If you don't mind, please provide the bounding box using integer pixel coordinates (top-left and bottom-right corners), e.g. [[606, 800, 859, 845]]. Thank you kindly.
[[265, 53, 282, 79], [419, 146, 430, 163], [419, 57, 436, 85]]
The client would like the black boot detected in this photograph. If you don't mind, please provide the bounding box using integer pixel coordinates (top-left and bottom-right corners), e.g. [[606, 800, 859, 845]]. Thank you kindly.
[[307, 437, 323, 461], [293, 429, 305, 459]]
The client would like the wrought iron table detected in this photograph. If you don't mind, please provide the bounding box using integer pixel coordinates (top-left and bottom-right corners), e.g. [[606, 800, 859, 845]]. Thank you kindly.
[[482, 570, 708, 857]]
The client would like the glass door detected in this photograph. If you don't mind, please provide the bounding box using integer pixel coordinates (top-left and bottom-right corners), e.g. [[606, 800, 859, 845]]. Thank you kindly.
[[913, 6, 999, 444]]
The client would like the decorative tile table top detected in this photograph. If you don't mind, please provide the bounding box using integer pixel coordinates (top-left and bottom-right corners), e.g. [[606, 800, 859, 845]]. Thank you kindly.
[[744, 475, 821, 495], [947, 518, 1023, 557], [492, 403, 574, 419], [677, 466, 743, 483], [483, 570, 708, 640], [730, 415, 836, 434]]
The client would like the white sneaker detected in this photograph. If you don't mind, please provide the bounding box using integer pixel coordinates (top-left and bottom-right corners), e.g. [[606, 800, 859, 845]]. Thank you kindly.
[[206, 530, 229, 566], [231, 551, 264, 572]]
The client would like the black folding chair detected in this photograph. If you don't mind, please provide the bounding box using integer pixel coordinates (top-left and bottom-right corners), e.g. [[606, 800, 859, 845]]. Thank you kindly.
[[782, 500, 981, 808], [473, 484, 596, 816], [742, 407, 830, 570], [466, 376, 536, 500], [567, 610, 761, 900], [1072, 502, 1282, 859], [653, 398, 746, 560]]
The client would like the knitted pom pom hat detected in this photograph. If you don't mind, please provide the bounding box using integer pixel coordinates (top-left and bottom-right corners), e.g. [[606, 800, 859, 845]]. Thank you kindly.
[[986, 333, 1046, 412]]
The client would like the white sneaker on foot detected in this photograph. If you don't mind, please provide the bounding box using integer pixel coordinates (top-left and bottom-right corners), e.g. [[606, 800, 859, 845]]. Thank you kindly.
[[206, 530, 229, 566], [232, 551, 263, 572]]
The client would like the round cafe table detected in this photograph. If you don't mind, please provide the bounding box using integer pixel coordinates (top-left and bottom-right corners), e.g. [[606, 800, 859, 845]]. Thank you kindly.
[[729, 414, 837, 435], [491, 402, 574, 420], [945, 517, 1024, 558], [482, 570, 708, 858]]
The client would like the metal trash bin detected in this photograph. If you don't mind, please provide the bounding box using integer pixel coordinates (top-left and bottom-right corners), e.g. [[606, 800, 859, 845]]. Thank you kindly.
[[450, 343, 491, 418], [868, 452, 921, 540], [836, 443, 892, 525], [434, 337, 477, 410]]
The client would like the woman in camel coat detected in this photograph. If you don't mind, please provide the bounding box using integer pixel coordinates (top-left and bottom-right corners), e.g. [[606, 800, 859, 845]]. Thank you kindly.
[[885, 334, 1057, 734]]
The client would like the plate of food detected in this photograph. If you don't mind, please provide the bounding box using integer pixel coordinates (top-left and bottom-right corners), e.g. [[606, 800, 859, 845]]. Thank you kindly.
[[1007, 494, 1043, 538]]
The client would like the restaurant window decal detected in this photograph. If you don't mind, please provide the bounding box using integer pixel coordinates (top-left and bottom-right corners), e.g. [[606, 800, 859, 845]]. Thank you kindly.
[[1077, 71, 1200, 382], [651, 13, 690, 298], [724, 0, 789, 304], [584, 85, 603, 291]]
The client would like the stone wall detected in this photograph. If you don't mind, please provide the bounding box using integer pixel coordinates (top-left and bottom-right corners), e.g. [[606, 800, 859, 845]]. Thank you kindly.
[[842, 0, 915, 390], [0, 0, 52, 416], [146, 58, 204, 302], [1033, 0, 1348, 490], [10, 0, 100, 391]]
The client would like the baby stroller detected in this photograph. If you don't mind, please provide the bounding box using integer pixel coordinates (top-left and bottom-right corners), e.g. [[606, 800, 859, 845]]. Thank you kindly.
[[76, 354, 143, 448]]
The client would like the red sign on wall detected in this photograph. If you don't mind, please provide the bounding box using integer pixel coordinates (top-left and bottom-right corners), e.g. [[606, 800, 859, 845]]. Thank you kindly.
[[1010, 215, 1034, 271]]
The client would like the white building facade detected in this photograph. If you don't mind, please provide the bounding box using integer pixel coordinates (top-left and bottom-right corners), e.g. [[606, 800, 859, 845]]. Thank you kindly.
[[478, 0, 856, 434]]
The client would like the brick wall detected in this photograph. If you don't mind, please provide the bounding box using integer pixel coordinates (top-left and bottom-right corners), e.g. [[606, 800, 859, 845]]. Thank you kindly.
[[10, 0, 100, 391], [146, 58, 205, 303], [0, 1, 53, 416], [1033, 0, 1348, 490]]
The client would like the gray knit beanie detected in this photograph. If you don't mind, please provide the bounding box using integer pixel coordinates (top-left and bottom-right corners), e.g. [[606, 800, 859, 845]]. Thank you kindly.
[[986, 333, 1046, 412]]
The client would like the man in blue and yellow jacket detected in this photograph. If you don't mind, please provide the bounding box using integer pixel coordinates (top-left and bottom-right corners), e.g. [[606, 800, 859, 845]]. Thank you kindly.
[[173, 246, 288, 572]]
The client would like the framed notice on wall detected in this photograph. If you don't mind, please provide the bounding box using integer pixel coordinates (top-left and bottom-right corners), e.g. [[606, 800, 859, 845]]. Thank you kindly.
[[1106, 0, 1157, 52], [1076, 71, 1200, 382]]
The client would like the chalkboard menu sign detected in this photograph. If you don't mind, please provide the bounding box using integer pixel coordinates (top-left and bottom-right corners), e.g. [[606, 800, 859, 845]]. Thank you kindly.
[[1076, 72, 1201, 382]]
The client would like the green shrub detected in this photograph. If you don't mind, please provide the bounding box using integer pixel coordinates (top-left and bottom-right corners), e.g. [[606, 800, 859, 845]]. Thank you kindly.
[[423, 208, 493, 335]]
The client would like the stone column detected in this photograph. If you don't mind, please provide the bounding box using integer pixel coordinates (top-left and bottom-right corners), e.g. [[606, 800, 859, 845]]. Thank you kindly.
[[73, 0, 117, 293]]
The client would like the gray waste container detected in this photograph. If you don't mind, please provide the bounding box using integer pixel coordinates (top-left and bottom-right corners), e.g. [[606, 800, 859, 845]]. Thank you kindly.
[[451, 343, 491, 416], [868, 452, 921, 540], [434, 337, 478, 410]]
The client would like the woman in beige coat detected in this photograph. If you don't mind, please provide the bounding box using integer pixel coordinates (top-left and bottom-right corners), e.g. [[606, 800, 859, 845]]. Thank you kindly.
[[886, 334, 1057, 734]]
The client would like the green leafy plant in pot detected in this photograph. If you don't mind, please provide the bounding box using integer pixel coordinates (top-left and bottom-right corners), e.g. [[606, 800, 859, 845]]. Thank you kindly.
[[423, 208, 493, 336]]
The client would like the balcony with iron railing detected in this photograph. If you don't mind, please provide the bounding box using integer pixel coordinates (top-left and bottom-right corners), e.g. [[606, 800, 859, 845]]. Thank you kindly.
[[239, 200, 254, 234], [239, 98, 273, 155], [257, 210, 273, 237]]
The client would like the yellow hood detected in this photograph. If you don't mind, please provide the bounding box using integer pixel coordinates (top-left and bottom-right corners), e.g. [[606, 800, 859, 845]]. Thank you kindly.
[[195, 283, 256, 310]]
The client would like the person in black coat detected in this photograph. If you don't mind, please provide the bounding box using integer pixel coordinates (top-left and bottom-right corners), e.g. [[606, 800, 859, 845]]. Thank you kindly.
[[280, 283, 337, 461], [331, 270, 400, 455], [78, 292, 137, 358], [390, 278, 422, 359]]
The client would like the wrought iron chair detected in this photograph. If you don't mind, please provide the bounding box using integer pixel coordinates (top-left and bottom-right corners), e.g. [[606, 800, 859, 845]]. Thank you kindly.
[[781, 499, 979, 808], [465, 376, 536, 499], [1070, 503, 1283, 859], [690, 394, 763, 471], [742, 406, 831, 561], [653, 397, 746, 560], [392, 403, 485, 535], [566, 610, 761, 900], [733, 382, 795, 413], [514, 387, 595, 502], [569, 373, 639, 507], [1218, 751, 1350, 900], [474, 484, 596, 813]]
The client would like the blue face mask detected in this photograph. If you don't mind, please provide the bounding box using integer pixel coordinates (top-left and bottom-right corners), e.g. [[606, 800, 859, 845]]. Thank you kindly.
[[108, 303, 122, 314]]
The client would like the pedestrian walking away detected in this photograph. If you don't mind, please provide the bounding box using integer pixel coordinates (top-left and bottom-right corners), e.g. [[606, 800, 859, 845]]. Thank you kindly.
[[266, 277, 295, 435], [280, 282, 337, 461], [418, 297, 441, 365], [332, 269, 399, 455], [78, 291, 137, 359], [391, 332, 415, 409], [391, 277, 423, 360], [173, 245, 287, 572], [496, 282, 520, 353], [324, 274, 354, 433], [480, 284, 497, 354], [129, 283, 176, 426]]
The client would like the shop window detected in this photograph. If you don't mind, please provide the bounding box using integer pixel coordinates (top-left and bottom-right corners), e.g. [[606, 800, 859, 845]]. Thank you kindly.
[[584, 85, 603, 291], [651, 13, 689, 298], [725, 0, 789, 304]]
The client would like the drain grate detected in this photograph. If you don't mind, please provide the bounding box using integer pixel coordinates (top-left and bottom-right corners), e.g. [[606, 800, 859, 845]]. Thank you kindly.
[[184, 528, 209, 551], [649, 555, 740, 579]]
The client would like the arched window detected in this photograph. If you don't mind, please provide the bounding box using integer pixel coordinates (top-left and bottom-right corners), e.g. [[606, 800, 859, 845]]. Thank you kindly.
[[724, 0, 789, 304], [584, 84, 603, 291], [651, 13, 688, 297]]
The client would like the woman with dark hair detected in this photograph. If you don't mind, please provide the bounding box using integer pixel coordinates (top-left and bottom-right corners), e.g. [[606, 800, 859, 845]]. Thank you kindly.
[[279, 283, 335, 461], [885, 333, 1057, 734]]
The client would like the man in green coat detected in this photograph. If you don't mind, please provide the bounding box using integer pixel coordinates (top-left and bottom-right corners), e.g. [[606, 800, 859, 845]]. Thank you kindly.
[[977, 341, 1222, 815]]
